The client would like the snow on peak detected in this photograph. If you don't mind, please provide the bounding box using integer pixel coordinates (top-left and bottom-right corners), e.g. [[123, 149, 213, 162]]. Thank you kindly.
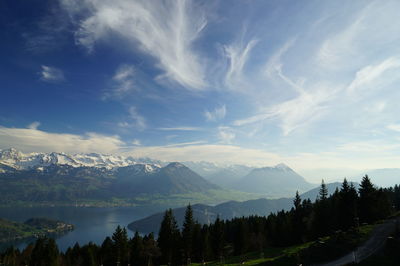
[[0, 148, 160, 171]]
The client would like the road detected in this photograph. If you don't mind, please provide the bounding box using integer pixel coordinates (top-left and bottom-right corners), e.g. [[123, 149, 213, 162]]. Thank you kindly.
[[313, 216, 399, 266]]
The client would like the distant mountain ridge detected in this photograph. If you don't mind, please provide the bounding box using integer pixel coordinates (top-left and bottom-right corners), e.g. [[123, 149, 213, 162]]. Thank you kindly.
[[232, 163, 314, 197], [128, 197, 294, 233], [127, 181, 362, 234]]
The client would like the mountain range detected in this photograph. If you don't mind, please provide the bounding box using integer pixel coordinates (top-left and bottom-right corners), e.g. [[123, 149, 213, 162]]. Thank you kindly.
[[0, 148, 220, 205], [0, 148, 316, 200], [2, 148, 396, 208]]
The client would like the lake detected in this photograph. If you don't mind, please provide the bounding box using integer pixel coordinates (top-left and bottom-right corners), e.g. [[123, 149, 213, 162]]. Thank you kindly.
[[0, 205, 166, 252]]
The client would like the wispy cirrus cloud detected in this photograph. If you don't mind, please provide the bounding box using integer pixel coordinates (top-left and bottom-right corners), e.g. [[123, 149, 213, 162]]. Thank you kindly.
[[103, 64, 136, 99], [40, 65, 65, 82], [204, 105, 226, 122], [317, 1, 400, 70], [218, 126, 235, 144], [61, 0, 207, 90], [117, 107, 146, 131], [224, 39, 257, 90], [234, 85, 337, 135], [347, 57, 400, 93]]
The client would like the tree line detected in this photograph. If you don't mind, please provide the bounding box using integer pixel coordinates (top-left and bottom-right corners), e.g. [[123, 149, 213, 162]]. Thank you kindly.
[[1, 175, 399, 266]]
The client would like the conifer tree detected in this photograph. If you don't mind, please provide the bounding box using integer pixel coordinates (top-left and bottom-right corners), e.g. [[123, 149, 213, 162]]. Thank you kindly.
[[358, 175, 377, 223], [130, 231, 145, 266], [182, 204, 195, 264], [312, 180, 330, 237], [338, 179, 358, 230], [30, 237, 59, 266], [143, 233, 161, 266], [158, 209, 181, 265], [212, 216, 225, 260], [112, 225, 129, 265], [292, 191, 304, 243], [319, 179, 328, 200]]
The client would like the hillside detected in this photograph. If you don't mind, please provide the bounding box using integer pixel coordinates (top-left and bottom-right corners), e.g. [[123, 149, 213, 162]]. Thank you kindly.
[[128, 197, 293, 233], [128, 181, 348, 233]]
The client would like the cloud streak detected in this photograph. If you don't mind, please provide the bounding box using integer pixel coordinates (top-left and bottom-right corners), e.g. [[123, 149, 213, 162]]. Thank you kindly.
[[62, 0, 207, 90], [0, 126, 123, 154], [40, 65, 65, 82], [224, 39, 257, 90], [103, 64, 136, 99], [347, 57, 400, 93], [204, 105, 226, 122]]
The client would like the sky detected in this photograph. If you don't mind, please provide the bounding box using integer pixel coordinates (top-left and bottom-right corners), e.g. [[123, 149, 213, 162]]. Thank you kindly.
[[1, 0, 400, 182]]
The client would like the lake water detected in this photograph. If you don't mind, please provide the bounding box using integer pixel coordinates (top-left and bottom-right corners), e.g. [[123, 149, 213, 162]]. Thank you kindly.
[[0, 205, 165, 252]]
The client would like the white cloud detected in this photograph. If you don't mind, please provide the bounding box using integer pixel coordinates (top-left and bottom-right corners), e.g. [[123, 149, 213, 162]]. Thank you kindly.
[[62, 0, 207, 90], [128, 107, 146, 131], [158, 127, 202, 131], [224, 39, 257, 90], [387, 124, 400, 132], [131, 139, 141, 146], [117, 107, 146, 131], [264, 39, 295, 80], [104, 64, 136, 99], [218, 126, 235, 144], [317, 1, 400, 69], [347, 57, 400, 93], [125, 143, 281, 166], [0, 126, 123, 154], [204, 105, 226, 122], [27, 121, 41, 130], [234, 85, 337, 135], [40, 65, 65, 82]]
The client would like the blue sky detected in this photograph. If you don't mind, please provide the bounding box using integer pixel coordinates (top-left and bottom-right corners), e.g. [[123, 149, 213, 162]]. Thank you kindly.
[[1, 0, 400, 181]]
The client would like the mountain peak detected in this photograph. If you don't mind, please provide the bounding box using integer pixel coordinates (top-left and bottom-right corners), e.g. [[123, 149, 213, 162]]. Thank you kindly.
[[165, 162, 186, 169], [274, 163, 292, 171], [0, 148, 23, 160]]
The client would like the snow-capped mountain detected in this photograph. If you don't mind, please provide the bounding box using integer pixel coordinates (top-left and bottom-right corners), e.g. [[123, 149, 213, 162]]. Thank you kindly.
[[0, 148, 161, 172]]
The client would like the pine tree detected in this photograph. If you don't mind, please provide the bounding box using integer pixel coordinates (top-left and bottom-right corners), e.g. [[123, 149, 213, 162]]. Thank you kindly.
[[212, 216, 225, 260], [100, 237, 114, 266], [30, 237, 59, 266], [112, 225, 129, 265], [319, 179, 328, 200], [312, 180, 330, 237], [358, 175, 377, 223], [182, 204, 195, 264], [158, 209, 181, 265], [130, 231, 145, 266], [143, 233, 161, 266], [292, 191, 304, 243], [338, 179, 358, 230]]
